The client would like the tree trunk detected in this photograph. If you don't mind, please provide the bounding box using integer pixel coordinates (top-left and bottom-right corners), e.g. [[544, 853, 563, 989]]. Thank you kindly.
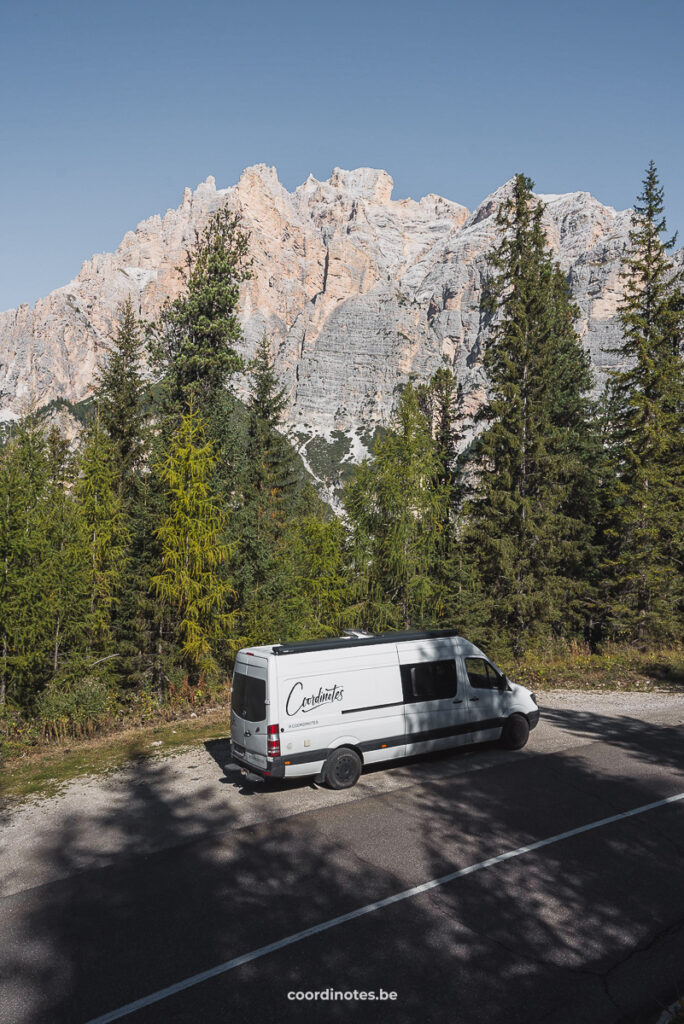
[[1, 632, 7, 705], [155, 621, 163, 701], [53, 618, 61, 675]]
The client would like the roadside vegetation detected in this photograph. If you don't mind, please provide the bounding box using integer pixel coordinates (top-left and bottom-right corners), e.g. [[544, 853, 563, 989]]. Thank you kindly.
[[503, 642, 684, 693], [0, 707, 229, 805], [1, 163, 682, 775]]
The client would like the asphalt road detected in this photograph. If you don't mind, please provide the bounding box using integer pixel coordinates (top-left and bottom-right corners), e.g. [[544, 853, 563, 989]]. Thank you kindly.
[[2, 692, 684, 1024]]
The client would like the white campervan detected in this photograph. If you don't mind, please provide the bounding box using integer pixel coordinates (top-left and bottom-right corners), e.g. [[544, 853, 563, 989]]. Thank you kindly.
[[230, 629, 539, 789]]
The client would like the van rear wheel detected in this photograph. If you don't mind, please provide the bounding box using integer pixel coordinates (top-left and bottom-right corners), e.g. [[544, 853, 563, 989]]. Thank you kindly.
[[500, 714, 530, 750], [324, 747, 362, 790]]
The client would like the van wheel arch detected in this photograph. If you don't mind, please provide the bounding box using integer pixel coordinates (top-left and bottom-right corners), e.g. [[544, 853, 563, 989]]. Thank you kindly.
[[323, 746, 363, 790]]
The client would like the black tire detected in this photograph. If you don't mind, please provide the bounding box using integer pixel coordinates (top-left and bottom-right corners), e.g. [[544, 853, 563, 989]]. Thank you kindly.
[[324, 747, 362, 790], [500, 714, 530, 750]]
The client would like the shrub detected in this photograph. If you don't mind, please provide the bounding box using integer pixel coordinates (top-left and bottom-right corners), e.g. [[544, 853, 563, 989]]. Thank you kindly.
[[36, 674, 117, 742], [0, 701, 39, 763]]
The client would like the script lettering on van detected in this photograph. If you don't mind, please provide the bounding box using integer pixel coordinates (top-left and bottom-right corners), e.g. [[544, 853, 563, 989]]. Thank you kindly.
[[286, 681, 344, 717]]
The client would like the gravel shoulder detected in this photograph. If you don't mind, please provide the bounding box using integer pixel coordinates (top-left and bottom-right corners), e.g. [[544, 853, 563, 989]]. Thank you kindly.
[[2, 689, 683, 900]]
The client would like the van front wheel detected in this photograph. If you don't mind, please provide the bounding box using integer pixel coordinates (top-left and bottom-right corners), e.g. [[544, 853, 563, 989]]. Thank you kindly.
[[324, 747, 362, 790], [500, 714, 530, 750]]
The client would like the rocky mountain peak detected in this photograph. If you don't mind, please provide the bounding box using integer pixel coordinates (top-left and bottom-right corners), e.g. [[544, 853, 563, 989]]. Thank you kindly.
[[328, 167, 394, 203], [463, 177, 519, 228], [0, 164, 664, 487]]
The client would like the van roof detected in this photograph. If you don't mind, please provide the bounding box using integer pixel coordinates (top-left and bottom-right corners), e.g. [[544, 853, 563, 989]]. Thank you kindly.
[[270, 628, 466, 657]]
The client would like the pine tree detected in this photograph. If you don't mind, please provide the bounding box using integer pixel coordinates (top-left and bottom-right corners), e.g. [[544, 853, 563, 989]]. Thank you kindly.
[[149, 206, 251, 420], [151, 405, 234, 684], [75, 415, 130, 651], [120, 451, 170, 696], [41, 469, 92, 683], [232, 336, 311, 643], [283, 515, 350, 639], [418, 365, 463, 496], [417, 366, 480, 633], [344, 383, 448, 630], [96, 297, 148, 494], [94, 297, 169, 691], [0, 416, 92, 708], [243, 336, 298, 499], [0, 417, 53, 707], [463, 174, 599, 654], [602, 162, 684, 642]]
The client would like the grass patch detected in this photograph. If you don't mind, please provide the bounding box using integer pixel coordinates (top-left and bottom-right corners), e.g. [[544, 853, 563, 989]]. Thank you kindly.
[[502, 642, 684, 693], [0, 707, 230, 807]]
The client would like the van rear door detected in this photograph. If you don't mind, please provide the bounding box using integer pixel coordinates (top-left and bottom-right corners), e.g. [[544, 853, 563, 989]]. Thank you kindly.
[[231, 655, 270, 772]]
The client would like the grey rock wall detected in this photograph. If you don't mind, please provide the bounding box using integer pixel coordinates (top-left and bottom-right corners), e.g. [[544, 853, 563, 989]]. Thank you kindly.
[[0, 165, 667, 468]]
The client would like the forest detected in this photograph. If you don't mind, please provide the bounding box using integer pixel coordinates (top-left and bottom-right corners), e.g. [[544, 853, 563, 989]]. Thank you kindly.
[[1, 165, 682, 753]]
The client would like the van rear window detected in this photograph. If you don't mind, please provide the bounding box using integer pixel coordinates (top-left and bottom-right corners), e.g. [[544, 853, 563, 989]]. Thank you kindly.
[[231, 671, 266, 722]]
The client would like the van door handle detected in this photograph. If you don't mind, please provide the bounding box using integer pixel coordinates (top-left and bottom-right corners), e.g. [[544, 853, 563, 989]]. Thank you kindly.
[[470, 697, 479, 702], [453, 699, 463, 704]]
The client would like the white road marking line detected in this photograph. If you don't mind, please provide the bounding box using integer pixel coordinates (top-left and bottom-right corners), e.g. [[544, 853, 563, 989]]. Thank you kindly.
[[85, 790, 684, 1024]]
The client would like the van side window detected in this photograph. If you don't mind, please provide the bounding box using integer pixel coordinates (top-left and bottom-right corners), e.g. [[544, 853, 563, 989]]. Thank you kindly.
[[400, 659, 458, 702], [465, 658, 502, 690]]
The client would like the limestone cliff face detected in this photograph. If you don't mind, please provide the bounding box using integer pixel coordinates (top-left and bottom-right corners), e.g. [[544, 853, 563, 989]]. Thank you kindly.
[[0, 165, 648, 461]]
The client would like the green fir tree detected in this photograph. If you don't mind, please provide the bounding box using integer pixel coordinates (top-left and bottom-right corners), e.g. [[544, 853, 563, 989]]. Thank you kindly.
[[344, 383, 448, 631], [283, 515, 350, 639], [152, 405, 234, 684], [464, 174, 599, 654], [96, 298, 148, 493], [0, 416, 92, 708], [232, 336, 315, 644], [93, 297, 163, 690], [75, 415, 130, 651], [150, 206, 251, 421], [602, 162, 684, 642], [0, 422, 46, 706]]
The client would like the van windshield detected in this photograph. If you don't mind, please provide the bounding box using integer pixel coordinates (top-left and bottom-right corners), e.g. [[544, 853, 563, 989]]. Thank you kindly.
[[231, 671, 266, 722]]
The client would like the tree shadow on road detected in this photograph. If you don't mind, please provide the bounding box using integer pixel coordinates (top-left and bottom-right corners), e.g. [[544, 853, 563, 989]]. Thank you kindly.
[[541, 703, 684, 774], [2, 707, 683, 1024]]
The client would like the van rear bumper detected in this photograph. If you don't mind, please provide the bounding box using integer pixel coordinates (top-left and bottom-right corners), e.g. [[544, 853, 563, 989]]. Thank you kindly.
[[232, 752, 286, 779]]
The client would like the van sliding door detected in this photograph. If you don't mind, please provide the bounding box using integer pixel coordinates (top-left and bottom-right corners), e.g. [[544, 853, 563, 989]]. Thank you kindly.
[[398, 643, 470, 756]]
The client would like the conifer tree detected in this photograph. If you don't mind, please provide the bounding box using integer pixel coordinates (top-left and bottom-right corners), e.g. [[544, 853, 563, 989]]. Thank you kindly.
[[75, 415, 130, 651], [417, 366, 481, 633], [150, 207, 251, 420], [344, 383, 448, 630], [603, 162, 684, 641], [0, 417, 92, 707], [283, 515, 350, 639], [233, 336, 311, 643], [96, 297, 148, 494], [152, 405, 234, 684], [464, 174, 599, 654], [0, 431, 33, 705], [418, 365, 463, 496], [0, 417, 53, 706], [94, 298, 167, 689], [120, 451, 170, 696], [41, 468, 92, 682]]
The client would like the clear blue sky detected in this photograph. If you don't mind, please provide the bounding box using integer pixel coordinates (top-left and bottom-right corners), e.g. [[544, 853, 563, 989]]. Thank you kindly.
[[1, 0, 682, 311]]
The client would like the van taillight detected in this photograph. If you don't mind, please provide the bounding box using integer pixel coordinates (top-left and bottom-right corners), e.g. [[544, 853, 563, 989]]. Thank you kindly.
[[267, 725, 281, 758]]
